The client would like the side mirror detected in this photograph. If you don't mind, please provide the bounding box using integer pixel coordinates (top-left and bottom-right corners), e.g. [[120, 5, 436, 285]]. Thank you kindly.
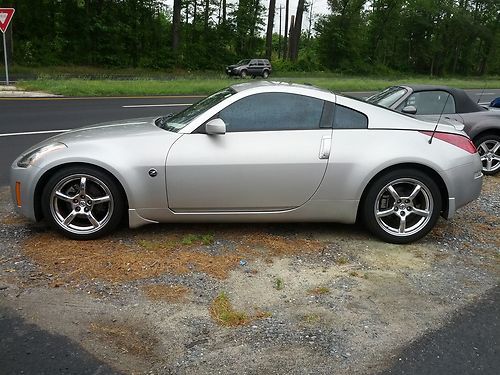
[[205, 118, 226, 135], [402, 105, 417, 115]]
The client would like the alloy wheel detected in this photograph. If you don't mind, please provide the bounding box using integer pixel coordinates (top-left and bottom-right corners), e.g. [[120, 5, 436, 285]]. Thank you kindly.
[[49, 174, 114, 235], [374, 178, 433, 237]]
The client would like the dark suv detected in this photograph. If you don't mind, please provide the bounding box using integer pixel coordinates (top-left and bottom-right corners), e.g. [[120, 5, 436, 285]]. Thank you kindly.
[[226, 59, 272, 79]]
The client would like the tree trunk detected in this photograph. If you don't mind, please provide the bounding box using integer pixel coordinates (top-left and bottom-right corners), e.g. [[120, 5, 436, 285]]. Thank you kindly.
[[204, 0, 209, 32], [283, 0, 289, 59], [290, 0, 305, 61], [288, 15, 295, 60], [223, 0, 226, 24], [172, 0, 182, 53], [265, 0, 276, 59]]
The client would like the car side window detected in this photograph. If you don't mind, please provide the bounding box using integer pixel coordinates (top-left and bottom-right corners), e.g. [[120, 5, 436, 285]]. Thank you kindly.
[[399, 91, 456, 115], [219, 93, 325, 132], [332, 104, 368, 129]]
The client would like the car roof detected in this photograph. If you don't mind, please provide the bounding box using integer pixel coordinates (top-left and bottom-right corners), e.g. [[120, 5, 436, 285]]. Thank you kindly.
[[230, 81, 330, 94], [399, 84, 486, 113]]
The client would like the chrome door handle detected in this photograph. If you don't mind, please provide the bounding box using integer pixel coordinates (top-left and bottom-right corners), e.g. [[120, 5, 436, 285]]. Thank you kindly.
[[319, 136, 332, 160]]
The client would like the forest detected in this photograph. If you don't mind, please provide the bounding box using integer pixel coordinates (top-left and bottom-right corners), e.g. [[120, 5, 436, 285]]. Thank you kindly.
[[1, 0, 499, 76]]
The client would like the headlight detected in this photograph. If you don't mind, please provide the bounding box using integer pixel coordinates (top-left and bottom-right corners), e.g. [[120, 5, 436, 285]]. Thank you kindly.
[[17, 142, 67, 168]]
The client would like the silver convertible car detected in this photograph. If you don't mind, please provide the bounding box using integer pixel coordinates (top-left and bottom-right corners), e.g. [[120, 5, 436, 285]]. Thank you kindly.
[[10, 82, 483, 243]]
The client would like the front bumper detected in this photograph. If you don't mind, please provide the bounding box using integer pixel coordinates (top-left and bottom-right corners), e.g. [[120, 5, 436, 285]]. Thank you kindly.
[[10, 161, 43, 222]]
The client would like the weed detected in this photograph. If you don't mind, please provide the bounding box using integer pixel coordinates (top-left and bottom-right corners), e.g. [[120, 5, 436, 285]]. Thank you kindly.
[[209, 292, 248, 327], [181, 234, 199, 245], [274, 277, 284, 290], [201, 233, 215, 246], [301, 313, 321, 324], [335, 256, 349, 265], [309, 286, 330, 295], [181, 233, 215, 246]]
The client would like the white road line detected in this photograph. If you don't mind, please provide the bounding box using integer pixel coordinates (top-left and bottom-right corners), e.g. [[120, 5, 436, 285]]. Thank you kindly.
[[122, 103, 192, 108], [475, 92, 496, 95], [0, 129, 70, 137]]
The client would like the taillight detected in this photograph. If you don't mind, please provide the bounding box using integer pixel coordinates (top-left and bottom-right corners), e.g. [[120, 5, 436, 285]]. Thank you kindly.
[[420, 131, 477, 154]]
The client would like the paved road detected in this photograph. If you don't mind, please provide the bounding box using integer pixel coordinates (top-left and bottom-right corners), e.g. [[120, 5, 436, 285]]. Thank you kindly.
[[0, 305, 121, 375], [0, 96, 200, 185]]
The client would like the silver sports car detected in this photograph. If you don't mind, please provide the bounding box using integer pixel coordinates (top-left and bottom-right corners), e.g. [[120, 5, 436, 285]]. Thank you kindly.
[[10, 82, 483, 243]]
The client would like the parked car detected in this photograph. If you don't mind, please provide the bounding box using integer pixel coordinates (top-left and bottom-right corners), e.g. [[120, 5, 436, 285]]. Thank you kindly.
[[11, 82, 482, 243], [367, 85, 500, 175], [490, 97, 500, 108], [226, 59, 272, 78]]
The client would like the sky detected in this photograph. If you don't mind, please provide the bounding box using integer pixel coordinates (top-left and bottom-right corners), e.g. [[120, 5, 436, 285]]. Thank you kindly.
[[163, 0, 331, 34]]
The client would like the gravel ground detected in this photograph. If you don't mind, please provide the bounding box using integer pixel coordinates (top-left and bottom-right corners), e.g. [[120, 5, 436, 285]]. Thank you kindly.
[[0, 175, 498, 374]]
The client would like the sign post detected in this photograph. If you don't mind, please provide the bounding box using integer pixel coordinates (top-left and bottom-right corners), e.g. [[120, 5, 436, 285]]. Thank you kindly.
[[0, 8, 15, 85]]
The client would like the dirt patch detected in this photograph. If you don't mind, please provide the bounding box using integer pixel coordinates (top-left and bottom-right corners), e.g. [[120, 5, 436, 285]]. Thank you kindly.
[[90, 321, 158, 359], [142, 283, 190, 303]]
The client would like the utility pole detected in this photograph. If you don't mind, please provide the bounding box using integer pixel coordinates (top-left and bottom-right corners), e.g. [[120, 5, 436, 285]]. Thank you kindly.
[[283, 0, 289, 60], [308, 0, 314, 41], [278, 4, 284, 59]]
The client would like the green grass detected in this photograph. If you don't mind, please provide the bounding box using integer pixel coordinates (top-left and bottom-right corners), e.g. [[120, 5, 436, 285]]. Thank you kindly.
[[16, 72, 500, 96], [181, 233, 215, 246], [209, 292, 249, 327]]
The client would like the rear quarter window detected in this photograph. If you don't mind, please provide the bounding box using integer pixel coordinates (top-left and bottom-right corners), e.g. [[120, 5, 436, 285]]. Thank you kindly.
[[333, 105, 368, 129]]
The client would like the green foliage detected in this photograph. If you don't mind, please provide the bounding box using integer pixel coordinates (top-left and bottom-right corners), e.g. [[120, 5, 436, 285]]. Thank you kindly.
[[316, 0, 500, 75], [6, 0, 500, 75]]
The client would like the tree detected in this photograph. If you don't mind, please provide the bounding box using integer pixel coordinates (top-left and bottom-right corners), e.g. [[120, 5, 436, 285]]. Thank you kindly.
[[265, 0, 276, 59]]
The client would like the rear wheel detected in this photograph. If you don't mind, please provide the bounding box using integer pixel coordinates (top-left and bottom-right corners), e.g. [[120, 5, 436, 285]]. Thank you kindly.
[[262, 70, 269, 79], [474, 134, 500, 175], [41, 166, 125, 240], [362, 169, 441, 244]]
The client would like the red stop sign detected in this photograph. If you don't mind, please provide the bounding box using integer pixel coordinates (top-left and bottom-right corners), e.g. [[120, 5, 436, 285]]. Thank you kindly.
[[0, 8, 15, 33]]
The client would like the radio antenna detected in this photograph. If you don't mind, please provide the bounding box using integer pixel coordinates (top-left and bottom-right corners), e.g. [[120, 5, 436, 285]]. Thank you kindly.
[[477, 81, 487, 104], [429, 93, 451, 144]]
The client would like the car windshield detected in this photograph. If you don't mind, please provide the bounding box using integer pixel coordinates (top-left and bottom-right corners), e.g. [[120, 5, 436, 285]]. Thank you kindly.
[[366, 86, 407, 108], [237, 59, 250, 66], [156, 88, 235, 132]]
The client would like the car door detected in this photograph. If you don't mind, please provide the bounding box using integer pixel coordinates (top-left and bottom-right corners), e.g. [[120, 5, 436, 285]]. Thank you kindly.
[[166, 92, 333, 212]]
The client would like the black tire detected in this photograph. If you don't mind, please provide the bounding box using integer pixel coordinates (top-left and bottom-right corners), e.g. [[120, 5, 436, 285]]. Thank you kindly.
[[362, 169, 442, 244], [41, 166, 125, 240], [262, 70, 269, 79], [473, 133, 500, 175], [240, 70, 247, 78]]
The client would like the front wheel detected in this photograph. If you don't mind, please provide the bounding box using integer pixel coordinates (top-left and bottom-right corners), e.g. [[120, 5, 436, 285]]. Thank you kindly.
[[474, 134, 500, 175], [362, 169, 442, 244], [240, 70, 247, 79], [41, 166, 125, 240]]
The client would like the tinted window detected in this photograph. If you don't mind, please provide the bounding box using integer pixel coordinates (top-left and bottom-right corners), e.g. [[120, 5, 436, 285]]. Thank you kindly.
[[219, 93, 325, 132], [398, 91, 456, 115], [333, 105, 368, 129]]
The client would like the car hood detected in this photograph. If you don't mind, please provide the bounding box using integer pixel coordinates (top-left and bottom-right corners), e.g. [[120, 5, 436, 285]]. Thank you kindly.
[[20, 117, 178, 156]]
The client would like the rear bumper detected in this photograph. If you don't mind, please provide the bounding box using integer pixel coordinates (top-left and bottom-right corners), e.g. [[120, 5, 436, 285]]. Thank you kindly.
[[442, 156, 483, 219]]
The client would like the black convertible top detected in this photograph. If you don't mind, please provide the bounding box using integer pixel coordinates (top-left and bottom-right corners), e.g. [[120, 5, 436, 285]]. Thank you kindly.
[[402, 85, 487, 114]]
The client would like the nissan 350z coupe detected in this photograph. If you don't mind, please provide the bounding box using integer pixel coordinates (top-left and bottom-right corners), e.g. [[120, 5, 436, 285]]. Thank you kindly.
[[11, 82, 483, 243]]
